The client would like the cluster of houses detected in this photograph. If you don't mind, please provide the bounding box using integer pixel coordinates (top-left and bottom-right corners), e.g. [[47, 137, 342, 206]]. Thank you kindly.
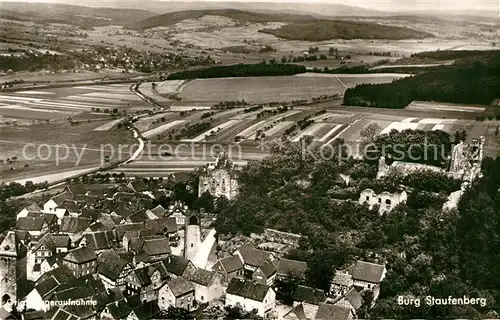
[[0, 154, 389, 319]]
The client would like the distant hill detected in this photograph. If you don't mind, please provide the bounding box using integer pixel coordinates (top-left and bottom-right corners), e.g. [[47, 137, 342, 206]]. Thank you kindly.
[[126, 8, 317, 30], [259, 20, 434, 41], [0, 2, 156, 26]]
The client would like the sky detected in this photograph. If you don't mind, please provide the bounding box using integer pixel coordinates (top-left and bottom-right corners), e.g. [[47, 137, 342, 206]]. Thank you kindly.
[[1, 0, 499, 13]]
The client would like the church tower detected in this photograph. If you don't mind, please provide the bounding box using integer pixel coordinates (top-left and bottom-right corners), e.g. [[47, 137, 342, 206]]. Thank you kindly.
[[0, 231, 18, 307], [183, 214, 202, 261]]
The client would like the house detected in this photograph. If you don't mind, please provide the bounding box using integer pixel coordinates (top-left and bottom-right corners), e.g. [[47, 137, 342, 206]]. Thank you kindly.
[[225, 278, 275, 318], [183, 267, 224, 303], [26, 234, 70, 281], [165, 202, 189, 226], [81, 230, 117, 253], [145, 205, 166, 219], [17, 203, 42, 220], [56, 200, 81, 217], [128, 179, 148, 193], [124, 267, 157, 302], [252, 259, 277, 286], [158, 277, 195, 311], [59, 217, 92, 244], [42, 192, 71, 219], [330, 271, 354, 298], [161, 254, 194, 279], [212, 255, 244, 284], [101, 299, 133, 319], [64, 184, 87, 199], [142, 238, 171, 261], [292, 285, 327, 319], [276, 258, 308, 281], [347, 260, 386, 291], [97, 249, 132, 289], [24, 266, 75, 311], [333, 287, 363, 315], [61, 246, 97, 277], [235, 244, 275, 278], [358, 189, 407, 214], [16, 217, 48, 240], [315, 303, 352, 320], [127, 300, 160, 320]]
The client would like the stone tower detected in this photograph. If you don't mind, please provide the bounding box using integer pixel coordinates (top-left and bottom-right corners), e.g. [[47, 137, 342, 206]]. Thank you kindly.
[[198, 152, 239, 200], [183, 214, 202, 261], [0, 231, 18, 307]]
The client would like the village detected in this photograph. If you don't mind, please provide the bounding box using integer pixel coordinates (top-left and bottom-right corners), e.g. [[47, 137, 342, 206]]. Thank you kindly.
[[0, 152, 390, 320]]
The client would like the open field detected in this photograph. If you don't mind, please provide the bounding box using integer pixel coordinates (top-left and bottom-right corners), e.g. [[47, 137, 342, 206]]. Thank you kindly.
[[0, 84, 151, 121], [406, 101, 487, 113], [173, 73, 407, 104], [143, 120, 187, 138]]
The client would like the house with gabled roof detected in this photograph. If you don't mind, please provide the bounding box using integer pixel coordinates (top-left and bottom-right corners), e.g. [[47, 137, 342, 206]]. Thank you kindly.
[[292, 285, 327, 319], [276, 258, 308, 282], [252, 259, 277, 286], [24, 265, 75, 311], [62, 246, 97, 278], [145, 205, 165, 220], [101, 298, 133, 319], [64, 184, 87, 199], [59, 217, 92, 245], [16, 217, 48, 240], [124, 267, 156, 302], [26, 233, 70, 281], [128, 300, 160, 320], [234, 244, 276, 278], [81, 231, 117, 254], [80, 208, 100, 222], [160, 255, 194, 279], [165, 201, 189, 225], [333, 287, 364, 316], [17, 203, 42, 220], [183, 267, 224, 303], [42, 192, 71, 219], [127, 179, 148, 193], [44, 307, 80, 320], [225, 278, 275, 318], [347, 260, 386, 291], [212, 255, 244, 284], [97, 249, 132, 289], [142, 238, 171, 261], [158, 277, 195, 312], [144, 218, 178, 243], [315, 303, 352, 320], [57, 200, 81, 217]]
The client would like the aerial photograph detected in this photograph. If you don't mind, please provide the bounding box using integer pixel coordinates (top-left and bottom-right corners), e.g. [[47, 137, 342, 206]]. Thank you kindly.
[[0, 0, 499, 318]]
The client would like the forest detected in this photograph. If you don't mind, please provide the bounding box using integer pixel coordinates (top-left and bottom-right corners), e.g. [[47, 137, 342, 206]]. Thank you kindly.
[[343, 51, 500, 108], [213, 132, 500, 318], [166, 63, 307, 80]]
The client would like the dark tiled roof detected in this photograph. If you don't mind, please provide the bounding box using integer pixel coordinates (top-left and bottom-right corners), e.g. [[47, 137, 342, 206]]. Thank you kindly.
[[144, 218, 178, 234], [149, 205, 166, 217], [50, 192, 71, 206], [292, 285, 326, 305], [35, 275, 60, 298], [349, 260, 386, 284], [237, 244, 274, 267], [25, 203, 42, 212], [129, 210, 148, 223], [65, 184, 87, 197], [84, 231, 116, 251], [16, 217, 45, 231], [115, 223, 144, 240], [184, 267, 216, 286], [23, 310, 44, 320], [34, 234, 69, 251], [143, 238, 171, 256], [59, 217, 91, 234], [37, 265, 75, 286], [131, 267, 152, 287], [81, 208, 100, 221], [63, 246, 97, 264], [97, 250, 129, 281], [129, 179, 148, 192], [88, 222, 108, 232], [57, 200, 80, 213], [105, 299, 132, 319], [258, 259, 277, 278], [161, 255, 190, 277], [216, 255, 243, 274], [277, 258, 308, 279], [131, 300, 160, 320], [226, 278, 271, 301], [165, 277, 194, 297], [315, 304, 350, 320], [345, 287, 363, 310]]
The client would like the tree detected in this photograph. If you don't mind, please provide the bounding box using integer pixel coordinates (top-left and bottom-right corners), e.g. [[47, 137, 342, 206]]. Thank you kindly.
[[281, 56, 287, 64], [329, 47, 335, 56]]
